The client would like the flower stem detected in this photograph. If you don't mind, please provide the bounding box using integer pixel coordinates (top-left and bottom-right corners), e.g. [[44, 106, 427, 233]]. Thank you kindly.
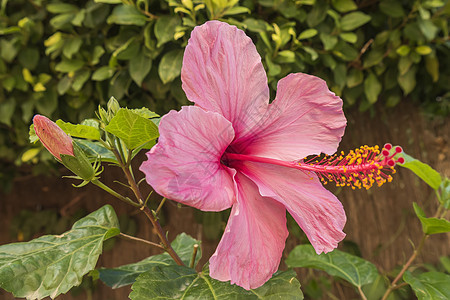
[[110, 147, 184, 266], [119, 232, 164, 250], [357, 286, 368, 300], [381, 233, 429, 300], [91, 179, 140, 208], [140, 206, 185, 266]]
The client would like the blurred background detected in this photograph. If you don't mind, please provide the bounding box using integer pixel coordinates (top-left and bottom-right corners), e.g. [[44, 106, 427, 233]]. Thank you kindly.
[[0, 0, 449, 299]]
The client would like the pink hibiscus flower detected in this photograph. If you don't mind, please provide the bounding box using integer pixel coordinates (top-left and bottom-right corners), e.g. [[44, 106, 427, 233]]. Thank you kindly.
[[140, 21, 400, 289]]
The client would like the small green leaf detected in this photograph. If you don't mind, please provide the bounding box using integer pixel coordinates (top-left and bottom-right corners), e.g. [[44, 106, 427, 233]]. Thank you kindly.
[[298, 29, 318, 40], [286, 245, 378, 287], [379, 0, 405, 18], [47, 3, 78, 14], [332, 0, 357, 13], [320, 33, 338, 50], [413, 203, 450, 235], [340, 12, 371, 31], [154, 16, 181, 48], [107, 5, 147, 26], [398, 56, 413, 75], [346, 68, 363, 88], [364, 72, 382, 104], [129, 266, 303, 299], [396, 45, 411, 56], [339, 32, 358, 43], [105, 108, 159, 149], [158, 49, 183, 84], [403, 271, 450, 300], [129, 48, 152, 86], [0, 205, 119, 300], [399, 153, 442, 189], [56, 120, 101, 140], [363, 48, 384, 68], [425, 55, 439, 82], [223, 6, 251, 16], [415, 45, 432, 55], [397, 66, 416, 95], [98, 233, 201, 288], [55, 58, 84, 73], [92, 66, 115, 81]]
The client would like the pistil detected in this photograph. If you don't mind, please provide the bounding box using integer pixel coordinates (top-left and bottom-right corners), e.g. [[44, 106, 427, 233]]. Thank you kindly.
[[224, 144, 404, 190]]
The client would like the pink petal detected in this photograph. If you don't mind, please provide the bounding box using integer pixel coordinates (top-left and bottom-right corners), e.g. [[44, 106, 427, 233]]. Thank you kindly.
[[140, 106, 236, 211], [209, 173, 288, 290], [33, 115, 74, 160], [181, 21, 269, 138], [238, 161, 346, 254], [232, 73, 346, 161]]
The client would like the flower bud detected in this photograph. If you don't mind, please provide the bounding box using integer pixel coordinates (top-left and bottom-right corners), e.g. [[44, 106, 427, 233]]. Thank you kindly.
[[33, 115, 95, 181], [33, 115, 73, 160]]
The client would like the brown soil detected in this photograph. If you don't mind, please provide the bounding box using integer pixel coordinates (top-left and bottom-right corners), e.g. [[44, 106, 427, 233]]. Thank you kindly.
[[0, 102, 449, 299]]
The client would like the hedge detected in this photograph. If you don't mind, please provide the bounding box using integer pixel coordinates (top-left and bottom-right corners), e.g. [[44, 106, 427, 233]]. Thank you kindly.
[[0, 0, 449, 189]]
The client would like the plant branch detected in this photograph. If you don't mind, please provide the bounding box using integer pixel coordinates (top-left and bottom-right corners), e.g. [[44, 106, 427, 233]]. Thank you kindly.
[[358, 286, 368, 300], [119, 232, 164, 250], [91, 179, 140, 208], [141, 206, 185, 266], [110, 146, 184, 266], [381, 233, 429, 300]]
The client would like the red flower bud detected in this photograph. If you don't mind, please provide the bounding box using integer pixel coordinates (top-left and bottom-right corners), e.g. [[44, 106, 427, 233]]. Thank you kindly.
[[33, 115, 74, 160]]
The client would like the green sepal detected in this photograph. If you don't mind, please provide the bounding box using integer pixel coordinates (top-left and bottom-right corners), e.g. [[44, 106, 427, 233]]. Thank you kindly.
[[60, 141, 95, 181]]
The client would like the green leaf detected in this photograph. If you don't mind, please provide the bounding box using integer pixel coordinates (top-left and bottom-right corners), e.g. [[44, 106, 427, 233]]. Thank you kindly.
[[418, 18, 438, 41], [398, 56, 413, 75], [55, 120, 101, 140], [396, 45, 411, 56], [47, 3, 78, 14], [399, 153, 442, 189], [415, 45, 432, 55], [340, 12, 371, 31], [298, 29, 318, 40], [154, 16, 181, 48], [425, 55, 439, 82], [379, 0, 405, 18], [129, 266, 303, 299], [223, 6, 251, 16], [332, 0, 357, 13], [130, 108, 159, 119], [107, 5, 147, 26], [286, 245, 378, 287], [320, 33, 338, 50], [339, 32, 358, 43], [397, 66, 416, 95], [413, 203, 450, 234], [346, 68, 363, 88], [403, 271, 450, 300], [438, 178, 450, 209], [364, 72, 382, 104], [129, 48, 152, 86], [307, 0, 328, 27], [63, 37, 83, 59], [363, 48, 384, 68], [72, 69, 91, 91], [0, 205, 119, 300], [158, 49, 183, 84], [98, 233, 201, 288], [105, 108, 159, 149], [74, 139, 117, 163], [92, 66, 115, 81], [55, 58, 84, 73]]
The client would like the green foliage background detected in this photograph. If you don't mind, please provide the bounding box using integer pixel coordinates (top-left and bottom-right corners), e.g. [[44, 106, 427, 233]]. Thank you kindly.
[[0, 0, 449, 188]]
